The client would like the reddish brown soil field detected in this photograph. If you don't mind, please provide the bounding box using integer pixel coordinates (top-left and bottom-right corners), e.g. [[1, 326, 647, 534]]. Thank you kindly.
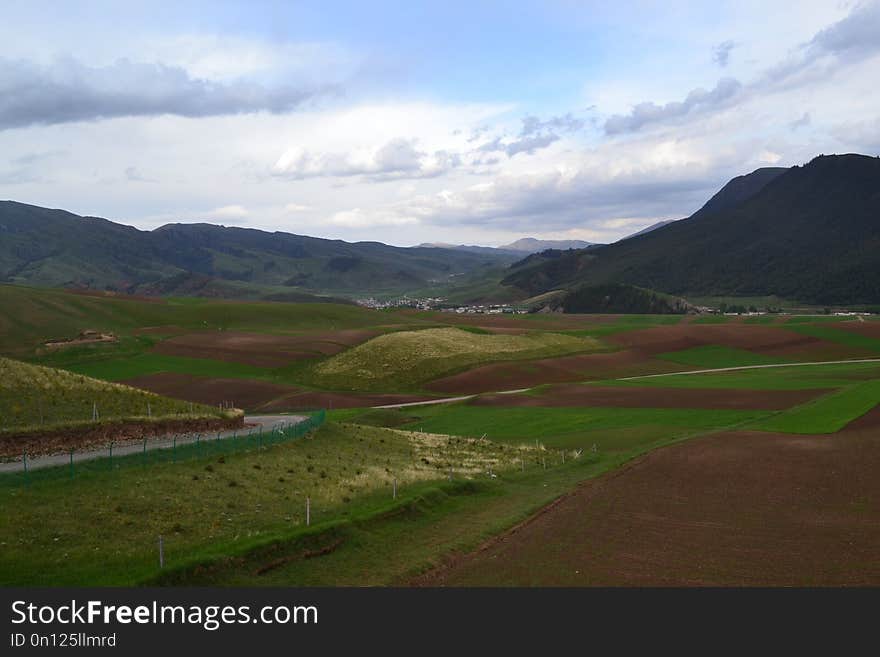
[[259, 391, 438, 412], [610, 324, 871, 361], [427, 350, 681, 394], [471, 384, 828, 410], [836, 320, 880, 340], [123, 373, 436, 412], [151, 329, 380, 366], [122, 373, 298, 410], [415, 408, 880, 586]]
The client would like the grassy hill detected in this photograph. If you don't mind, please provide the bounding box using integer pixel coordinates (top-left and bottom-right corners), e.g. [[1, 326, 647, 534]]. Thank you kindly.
[[0, 356, 230, 436], [308, 327, 601, 391], [0, 201, 517, 298], [503, 154, 880, 306]]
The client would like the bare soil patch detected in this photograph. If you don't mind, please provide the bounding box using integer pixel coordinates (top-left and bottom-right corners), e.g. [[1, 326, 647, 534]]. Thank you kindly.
[[415, 407, 880, 586], [426, 349, 679, 394], [259, 391, 437, 412], [151, 329, 380, 366], [610, 324, 869, 360], [836, 320, 880, 340], [122, 373, 298, 410], [471, 384, 828, 410]]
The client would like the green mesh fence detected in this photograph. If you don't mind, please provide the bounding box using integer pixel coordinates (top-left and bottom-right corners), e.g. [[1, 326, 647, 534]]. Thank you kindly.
[[0, 410, 326, 488]]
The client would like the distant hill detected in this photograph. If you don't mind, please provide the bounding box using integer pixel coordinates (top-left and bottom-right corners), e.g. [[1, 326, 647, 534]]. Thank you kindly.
[[416, 237, 598, 255], [557, 283, 689, 314], [504, 154, 880, 305], [499, 237, 598, 252], [0, 202, 517, 298]]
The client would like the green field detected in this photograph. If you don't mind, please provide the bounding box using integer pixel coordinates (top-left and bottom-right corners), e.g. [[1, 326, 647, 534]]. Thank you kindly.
[[0, 356, 226, 434], [751, 379, 880, 434], [788, 324, 880, 353], [308, 327, 601, 391], [0, 284, 420, 357], [337, 403, 772, 450], [658, 345, 786, 368]]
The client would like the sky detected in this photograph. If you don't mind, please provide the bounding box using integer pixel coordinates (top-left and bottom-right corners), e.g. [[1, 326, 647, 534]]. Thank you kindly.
[[1, 0, 879, 246]]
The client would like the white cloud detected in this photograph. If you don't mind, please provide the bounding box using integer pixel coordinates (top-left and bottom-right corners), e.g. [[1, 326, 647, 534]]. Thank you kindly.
[[211, 204, 250, 219]]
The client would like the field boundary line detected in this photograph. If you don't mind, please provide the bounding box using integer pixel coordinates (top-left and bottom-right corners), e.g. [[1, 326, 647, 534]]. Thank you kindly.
[[617, 358, 880, 381]]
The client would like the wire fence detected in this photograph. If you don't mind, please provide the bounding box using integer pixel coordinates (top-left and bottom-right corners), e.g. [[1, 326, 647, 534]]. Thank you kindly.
[[0, 410, 326, 489]]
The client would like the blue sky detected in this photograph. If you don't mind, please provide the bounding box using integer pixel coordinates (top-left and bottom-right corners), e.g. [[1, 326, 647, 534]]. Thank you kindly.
[[1, 1, 878, 245]]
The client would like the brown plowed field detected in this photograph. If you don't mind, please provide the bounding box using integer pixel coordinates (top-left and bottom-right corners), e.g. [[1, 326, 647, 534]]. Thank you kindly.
[[258, 391, 438, 412], [609, 324, 870, 360], [426, 350, 681, 394], [151, 329, 380, 366], [415, 408, 880, 586], [122, 373, 298, 410], [470, 384, 828, 410], [836, 320, 880, 340]]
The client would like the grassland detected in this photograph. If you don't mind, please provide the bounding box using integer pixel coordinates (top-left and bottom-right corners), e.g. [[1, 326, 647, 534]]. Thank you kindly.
[[308, 327, 601, 391], [658, 345, 786, 368], [333, 403, 771, 450], [0, 356, 225, 435], [0, 283, 419, 357], [0, 422, 546, 585]]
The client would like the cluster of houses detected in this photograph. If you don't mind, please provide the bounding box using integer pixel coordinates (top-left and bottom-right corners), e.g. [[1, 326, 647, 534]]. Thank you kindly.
[[356, 296, 527, 314]]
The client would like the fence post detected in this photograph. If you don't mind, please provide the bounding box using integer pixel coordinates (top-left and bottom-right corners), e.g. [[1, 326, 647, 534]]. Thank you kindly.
[[22, 451, 28, 477], [158, 535, 165, 568], [172, 436, 177, 462], [306, 497, 311, 526], [69, 449, 74, 479], [393, 478, 398, 500], [109, 441, 113, 469]]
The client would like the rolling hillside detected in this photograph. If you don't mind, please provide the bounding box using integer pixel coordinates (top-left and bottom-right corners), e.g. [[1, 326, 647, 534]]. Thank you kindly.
[[0, 202, 517, 297], [504, 154, 880, 305]]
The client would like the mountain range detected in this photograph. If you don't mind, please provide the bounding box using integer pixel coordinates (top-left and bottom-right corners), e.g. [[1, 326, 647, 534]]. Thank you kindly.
[[0, 203, 518, 299], [2, 153, 878, 307]]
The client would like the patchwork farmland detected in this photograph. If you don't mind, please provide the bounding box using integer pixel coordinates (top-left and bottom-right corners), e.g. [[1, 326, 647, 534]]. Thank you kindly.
[[1, 283, 879, 586]]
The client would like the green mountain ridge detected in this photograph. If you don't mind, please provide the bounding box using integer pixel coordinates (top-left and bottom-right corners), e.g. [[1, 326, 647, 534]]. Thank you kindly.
[[503, 154, 880, 306], [0, 202, 518, 298]]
